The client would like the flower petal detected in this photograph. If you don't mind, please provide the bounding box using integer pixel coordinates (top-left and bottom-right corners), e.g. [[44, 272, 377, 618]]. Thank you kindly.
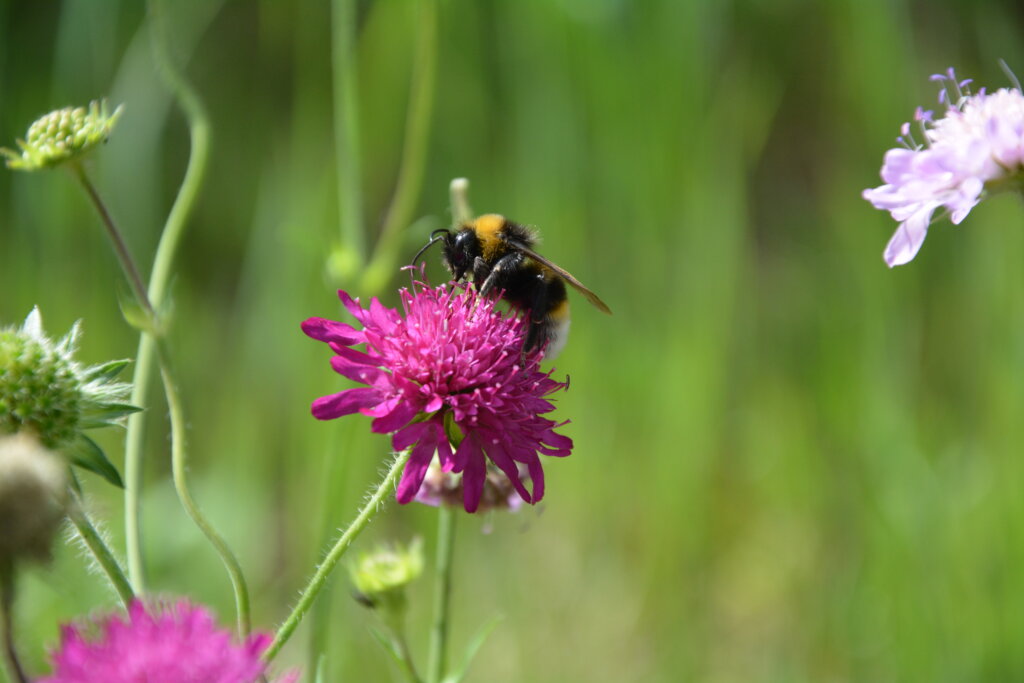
[[311, 387, 381, 420], [301, 317, 362, 346]]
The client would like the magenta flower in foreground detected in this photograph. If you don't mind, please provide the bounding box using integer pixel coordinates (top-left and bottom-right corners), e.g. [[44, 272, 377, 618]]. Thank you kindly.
[[41, 600, 296, 683], [302, 282, 572, 513], [864, 68, 1024, 266]]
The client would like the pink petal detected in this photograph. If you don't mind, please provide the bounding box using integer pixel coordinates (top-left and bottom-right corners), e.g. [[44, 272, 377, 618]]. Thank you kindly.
[[312, 387, 381, 420], [301, 317, 361, 345]]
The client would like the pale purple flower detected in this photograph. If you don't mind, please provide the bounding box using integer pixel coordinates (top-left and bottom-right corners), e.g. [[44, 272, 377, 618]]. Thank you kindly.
[[41, 600, 297, 683], [864, 68, 1024, 266], [302, 282, 572, 513]]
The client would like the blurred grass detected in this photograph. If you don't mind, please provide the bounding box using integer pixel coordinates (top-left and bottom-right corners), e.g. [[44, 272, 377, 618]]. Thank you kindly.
[[4, 0, 1024, 681]]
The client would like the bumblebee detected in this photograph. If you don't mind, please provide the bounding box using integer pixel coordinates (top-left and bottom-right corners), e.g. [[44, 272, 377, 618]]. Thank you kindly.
[[413, 214, 611, 358]]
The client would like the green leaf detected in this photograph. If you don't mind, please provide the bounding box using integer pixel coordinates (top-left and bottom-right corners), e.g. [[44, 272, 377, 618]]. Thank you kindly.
[[368, 626, 406, 668], [116, 286, 156, 334], [443, 411, 464, 449], [87, 402, 144, 421], [441, 614, 504, 683], [65, 434, 124, 488], [83, 359, 131, 382]]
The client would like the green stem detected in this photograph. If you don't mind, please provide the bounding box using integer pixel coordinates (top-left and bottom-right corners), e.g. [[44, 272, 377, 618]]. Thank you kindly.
[[264, 449, 412, 664], [449, 177, 473, 226], [427, 505, 456, 683], [0, 564, 28, 683], [123, 336, 154, 593], [331, 0, 365, 263], [157, 338, 251, 637], [360, 0, 438, 294], [66, 477, 135, 608], [387, 622, 425, 683], [121, 0, 214, 593]]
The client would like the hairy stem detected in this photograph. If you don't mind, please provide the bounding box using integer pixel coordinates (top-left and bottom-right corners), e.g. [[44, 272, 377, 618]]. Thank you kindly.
[[264, 449, 411, 664], [66, 477, 135, 608], [427, 505, 456, 683]]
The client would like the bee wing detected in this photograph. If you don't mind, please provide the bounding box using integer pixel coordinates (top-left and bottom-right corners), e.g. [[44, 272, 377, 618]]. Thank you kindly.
[[508, 239, 612, 314]]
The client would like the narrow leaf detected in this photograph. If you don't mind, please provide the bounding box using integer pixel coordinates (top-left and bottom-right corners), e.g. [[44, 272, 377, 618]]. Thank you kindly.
[[83, 359, 131, 382], [65, 434, 124, 488], [368, 626, 407, 668], [441, 615, 504, 683]]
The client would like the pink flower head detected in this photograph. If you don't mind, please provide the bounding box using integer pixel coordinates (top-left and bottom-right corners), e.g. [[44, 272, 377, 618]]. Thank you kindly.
[[863, 67, 1024, 266], [302, 282, 572, 513], [41, 599, 297, 683]]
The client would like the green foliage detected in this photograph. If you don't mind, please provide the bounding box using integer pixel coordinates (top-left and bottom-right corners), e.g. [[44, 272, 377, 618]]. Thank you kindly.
[[3, 0, 1024, 681]]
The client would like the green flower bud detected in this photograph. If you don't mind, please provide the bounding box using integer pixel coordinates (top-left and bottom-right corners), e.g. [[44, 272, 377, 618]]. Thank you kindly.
[[349, 538, 424, 613], [0, 432, 68, 565], [0, 308, 136, 487], [1, 100, 122, 171]]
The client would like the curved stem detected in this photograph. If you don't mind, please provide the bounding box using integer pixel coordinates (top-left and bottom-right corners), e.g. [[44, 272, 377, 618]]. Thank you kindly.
[[426, 505, 456, 683], [121, 0, 214, 593], [264, 449, 411, 664], [0, 564, 28, 683], [66, 476, 135, 608], [157, 338, 251, 637], [360, 0, 438, 294]]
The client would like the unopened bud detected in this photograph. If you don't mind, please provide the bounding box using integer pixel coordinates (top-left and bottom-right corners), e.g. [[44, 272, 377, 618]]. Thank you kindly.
[[0, 432, 68, 564]]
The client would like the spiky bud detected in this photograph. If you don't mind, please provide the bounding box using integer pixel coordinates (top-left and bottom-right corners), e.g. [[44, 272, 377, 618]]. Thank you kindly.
[[0, 432, 68, 565], [1, 100, 122, 171], [0, 308, 136, 487]]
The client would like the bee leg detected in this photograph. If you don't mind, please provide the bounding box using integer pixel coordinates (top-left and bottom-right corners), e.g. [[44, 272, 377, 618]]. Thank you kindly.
[[478, 252, 525, 296], [471, 257, 491, 289], [523, 273, 552, 354]]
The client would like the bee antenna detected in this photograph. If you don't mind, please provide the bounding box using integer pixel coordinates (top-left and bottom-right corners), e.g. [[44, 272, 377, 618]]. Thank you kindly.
[[411, 229, 450, 266]]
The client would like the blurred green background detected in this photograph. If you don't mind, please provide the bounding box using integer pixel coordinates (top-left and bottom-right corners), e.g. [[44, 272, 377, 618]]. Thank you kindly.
[[4, 0, 1024, 681]]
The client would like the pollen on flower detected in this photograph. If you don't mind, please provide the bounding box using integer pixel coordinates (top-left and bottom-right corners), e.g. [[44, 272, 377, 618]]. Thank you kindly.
[[863, 66, 1024, 266], [302, 281, 572, 513]]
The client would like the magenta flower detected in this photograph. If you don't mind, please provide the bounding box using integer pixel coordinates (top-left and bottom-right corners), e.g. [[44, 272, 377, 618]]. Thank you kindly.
[[864, 68, 1024, 266], [302, 282, 572, 513], [41, 600, 297, 683]]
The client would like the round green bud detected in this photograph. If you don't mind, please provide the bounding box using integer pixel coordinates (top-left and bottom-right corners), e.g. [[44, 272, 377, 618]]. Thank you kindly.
[[349, 538, 424, 611]]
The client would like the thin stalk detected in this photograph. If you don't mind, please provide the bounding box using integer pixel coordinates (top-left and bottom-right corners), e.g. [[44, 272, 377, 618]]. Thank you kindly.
[[69, 162, 154, 321], [157, 338, 251, 637], [360, 0, 438, 294], [426, 505, 456, 683], [121, 0, 214, 593], [66, 478, 135, 608], [0, 565, 27, 683], [264, 449, 411, 664], [331, 0, 365, 263]]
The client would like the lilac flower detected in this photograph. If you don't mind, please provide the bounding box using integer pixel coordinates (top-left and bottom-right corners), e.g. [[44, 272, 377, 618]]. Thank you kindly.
[[864, 68, 1024, 266], [302, 282, 572, 513], [41, 600, 297, 683]]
